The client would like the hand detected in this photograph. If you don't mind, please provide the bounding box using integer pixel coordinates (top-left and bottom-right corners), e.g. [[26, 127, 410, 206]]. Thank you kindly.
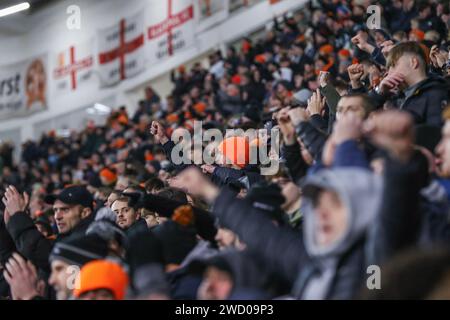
[[2, 186, 29, 216], [368, 64, 382, 88], [347, 63, 364, 89], [287, 107, 309, 127], [242, 91, 249, 102], [430, 45, 447, 69], [150, 121, 169, 144], [276, 107, 296, 145], [378, 72, 405, 95], [158, 170, 170, 181], [3, 253, 44, 300], [332, 113, 363, 144], [307, 89, 326, 116], [318, 71, 330, 88], [3, 207, 11, 225], [177, 167, 219, 203], [351, 32, 375, 54], [365, 110, 414, 163], [201, 164, 216, 174]]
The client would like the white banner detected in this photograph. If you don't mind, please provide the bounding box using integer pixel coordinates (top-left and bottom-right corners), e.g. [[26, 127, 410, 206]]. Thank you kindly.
[[147, 0, 195, 64], [97, 11, 145, 87], [0, 54, 48, 120], [196, 0, 228, 33], [52, 39, 94, 95], [198, 0, 225, 20]]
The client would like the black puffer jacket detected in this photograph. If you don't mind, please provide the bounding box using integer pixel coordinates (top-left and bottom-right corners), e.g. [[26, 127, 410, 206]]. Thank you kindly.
[[400, 76, 448, 127], [370, 75, 449, 127], [211, 165, 263, 188], [295, 120, 328, 161], [281, 141, 309, 183], [4, 211, 95, 273]]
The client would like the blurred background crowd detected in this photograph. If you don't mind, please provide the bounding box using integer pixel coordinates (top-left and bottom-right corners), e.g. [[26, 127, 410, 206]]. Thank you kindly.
[[1, 0, 450, 300]]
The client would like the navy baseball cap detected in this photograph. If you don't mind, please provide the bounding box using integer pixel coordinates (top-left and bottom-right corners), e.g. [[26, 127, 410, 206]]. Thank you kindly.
[[45, 185, 94, 209]]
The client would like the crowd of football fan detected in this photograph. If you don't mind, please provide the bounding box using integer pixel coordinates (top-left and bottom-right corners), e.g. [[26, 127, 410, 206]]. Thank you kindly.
[[1, 0, 450, 300]]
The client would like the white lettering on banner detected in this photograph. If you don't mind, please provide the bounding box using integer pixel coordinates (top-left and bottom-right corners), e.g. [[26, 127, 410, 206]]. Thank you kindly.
[[0, 55, 47, 120]]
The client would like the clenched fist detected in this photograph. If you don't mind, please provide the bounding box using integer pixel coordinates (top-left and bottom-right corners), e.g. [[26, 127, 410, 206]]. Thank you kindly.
[[150, 121, 169, 144]]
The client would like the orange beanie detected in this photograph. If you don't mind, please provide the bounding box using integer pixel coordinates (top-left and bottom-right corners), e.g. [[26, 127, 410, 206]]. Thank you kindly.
[[254, 54, 266, 64], [73, 260, 129, 300], [144, 150, 154, 161], [242, 40, 251, 54], [193, 102, 207, 114], [172, 205, 195, 226], [166, 113, 179, 123], [218, 136, 250, 169], [231, 74, 241, 85], [117, 114, 128, 125], [100, 168, 117, 184], [112, 137, 126, 149], [410, 29, 425, 41], [319, 44, 334, 55]]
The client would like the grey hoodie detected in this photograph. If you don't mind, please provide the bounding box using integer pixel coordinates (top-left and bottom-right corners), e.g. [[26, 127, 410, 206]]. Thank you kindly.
[[297, 168, 383, 299]]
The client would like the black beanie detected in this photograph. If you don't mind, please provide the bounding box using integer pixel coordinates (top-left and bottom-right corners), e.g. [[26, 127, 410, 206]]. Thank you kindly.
[[88, 174, 102, 188], [152, 221, 197, 265], [86, 219, 128, 250], [188, 255, 233, 278], [243, 104, 262, 124], [49, 234, 109, 267], [126, 229, 164, 271], [245, 182, 286, 224]]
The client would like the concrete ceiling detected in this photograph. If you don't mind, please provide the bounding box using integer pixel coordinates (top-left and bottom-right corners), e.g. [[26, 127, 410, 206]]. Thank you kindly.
[[0, 0, 61, 37]]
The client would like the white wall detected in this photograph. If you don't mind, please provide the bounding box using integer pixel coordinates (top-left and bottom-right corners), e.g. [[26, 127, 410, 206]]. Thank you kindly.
[[0, 0, 306, 148]]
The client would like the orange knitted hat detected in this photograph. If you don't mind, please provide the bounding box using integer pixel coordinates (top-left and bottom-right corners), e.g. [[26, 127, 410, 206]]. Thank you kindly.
[[73, 260, 129, 300], [217, 136, 250, 169]]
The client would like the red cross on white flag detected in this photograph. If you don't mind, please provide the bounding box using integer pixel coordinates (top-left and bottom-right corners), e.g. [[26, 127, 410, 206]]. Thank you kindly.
[[53, 41, 94, 93], [147, 0, 195, 64], [98, 11, 145, 87]]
